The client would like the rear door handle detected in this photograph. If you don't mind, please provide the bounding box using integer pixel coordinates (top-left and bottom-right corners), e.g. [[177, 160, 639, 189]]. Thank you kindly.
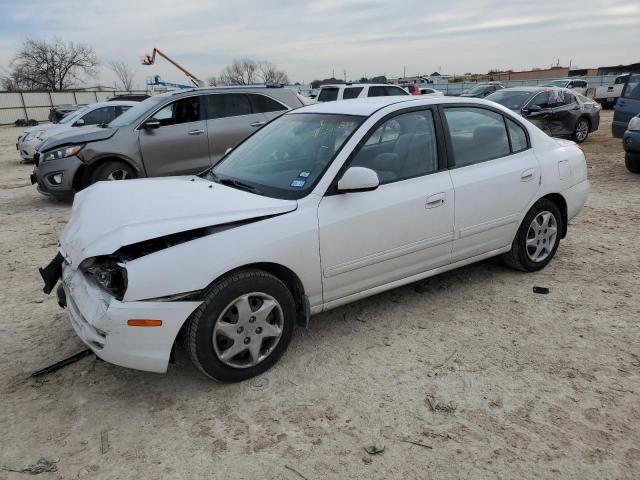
[[521, 168, 535, 181], [250, 121, 266, 127], [188, 129, 205, 135], [425, 192, 446, 208]]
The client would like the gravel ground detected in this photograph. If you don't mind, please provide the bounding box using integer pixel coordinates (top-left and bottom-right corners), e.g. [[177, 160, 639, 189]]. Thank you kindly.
[[0, 110, 638, 479]]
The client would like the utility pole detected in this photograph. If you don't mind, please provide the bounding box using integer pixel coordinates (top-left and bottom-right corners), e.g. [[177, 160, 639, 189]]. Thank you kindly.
[[403, 66, 406, 79]]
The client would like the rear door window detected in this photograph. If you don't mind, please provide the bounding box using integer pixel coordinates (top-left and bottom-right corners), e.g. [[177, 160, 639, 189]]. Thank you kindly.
[[343, 87, 363, 99], [318, 88, 339, 102], [444, 107, 511, 166], [249, 94, 287, 113], [206, 94, 252, 119]]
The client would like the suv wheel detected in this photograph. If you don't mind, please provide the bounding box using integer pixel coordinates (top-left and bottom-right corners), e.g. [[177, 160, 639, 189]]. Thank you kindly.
[[185, 269, 295, 382], [91, 161, 135, 184], [503, 199, 563, 272]]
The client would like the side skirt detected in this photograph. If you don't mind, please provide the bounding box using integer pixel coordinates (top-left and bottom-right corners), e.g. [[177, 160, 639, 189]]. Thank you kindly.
[[318, 245, 511, 313]]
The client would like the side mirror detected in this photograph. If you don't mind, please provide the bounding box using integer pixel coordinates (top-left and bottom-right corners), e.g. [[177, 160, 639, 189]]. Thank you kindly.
[[523, 105, 542, 115], [73, 118, 85, 127], [141, 119, 160, 130], [337, 167, 379, 193]]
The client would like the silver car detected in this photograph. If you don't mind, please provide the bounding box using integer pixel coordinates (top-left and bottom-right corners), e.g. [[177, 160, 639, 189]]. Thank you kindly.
[[17, 101, 136, 162], [31, 87, 304, 196]]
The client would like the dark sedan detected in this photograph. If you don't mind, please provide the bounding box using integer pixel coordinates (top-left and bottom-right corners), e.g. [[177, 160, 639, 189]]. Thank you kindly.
[[486, 87, 600, 143]]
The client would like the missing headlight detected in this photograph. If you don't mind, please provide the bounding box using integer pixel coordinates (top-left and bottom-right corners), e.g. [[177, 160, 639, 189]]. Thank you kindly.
[[80, 257, 128, 300]]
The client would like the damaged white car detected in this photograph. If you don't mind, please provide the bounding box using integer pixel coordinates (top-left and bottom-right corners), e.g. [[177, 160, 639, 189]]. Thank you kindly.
[[41, 96, 589, 382]]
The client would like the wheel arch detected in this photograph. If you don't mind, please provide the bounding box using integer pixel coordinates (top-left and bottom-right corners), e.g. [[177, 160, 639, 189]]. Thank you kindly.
[[540, 193, 568, 238], [171, 262, 309, 364], [73, 155, 140, 190]]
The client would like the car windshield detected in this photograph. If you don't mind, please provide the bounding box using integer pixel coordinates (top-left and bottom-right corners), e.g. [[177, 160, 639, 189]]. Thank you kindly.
[[486, 90, 533, 110], [59, 106, 89, 124], [211, 113, 364, 199], [108, 95, 165, 127], [548, 80, 569, 87]]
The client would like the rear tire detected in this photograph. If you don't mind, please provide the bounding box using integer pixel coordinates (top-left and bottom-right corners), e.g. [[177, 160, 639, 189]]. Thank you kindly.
[[90, 161, 135, 184], [625, 154, 640, 174], [573, 118, 590, 143], [185, 269, 296, 383], [502, 199, 563, 272]]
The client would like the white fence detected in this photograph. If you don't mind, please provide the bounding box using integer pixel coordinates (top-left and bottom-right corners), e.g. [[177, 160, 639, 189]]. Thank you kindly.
[[0, 90, 148, 125]]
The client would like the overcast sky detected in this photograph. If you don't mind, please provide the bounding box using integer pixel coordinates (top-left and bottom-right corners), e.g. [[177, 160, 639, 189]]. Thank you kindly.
[[0, 0, 638, 88]]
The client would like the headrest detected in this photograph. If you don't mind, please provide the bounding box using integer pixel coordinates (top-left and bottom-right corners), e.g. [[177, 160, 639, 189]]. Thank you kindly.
[[473, 125, 504, 144]]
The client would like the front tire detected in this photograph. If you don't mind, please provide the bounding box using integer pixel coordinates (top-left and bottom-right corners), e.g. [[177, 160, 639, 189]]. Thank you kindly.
[[503, 199, 563, 272], [625, 154, 640, 174], [90, 160, 135, 184], [185, 269, 296, 382], [573, 118, 590, 143]]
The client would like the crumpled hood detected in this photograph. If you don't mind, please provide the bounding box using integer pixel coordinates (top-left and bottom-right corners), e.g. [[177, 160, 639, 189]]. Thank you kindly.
[[59, 176, 297, 267], [39, 125, 117, 153]]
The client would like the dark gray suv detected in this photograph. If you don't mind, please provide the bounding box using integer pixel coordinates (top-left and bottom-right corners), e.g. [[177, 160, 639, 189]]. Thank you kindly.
[[31, 87, 304, 196]]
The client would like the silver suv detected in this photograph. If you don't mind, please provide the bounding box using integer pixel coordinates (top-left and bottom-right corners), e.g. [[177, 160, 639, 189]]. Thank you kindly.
[[31, 87, 304, 196]]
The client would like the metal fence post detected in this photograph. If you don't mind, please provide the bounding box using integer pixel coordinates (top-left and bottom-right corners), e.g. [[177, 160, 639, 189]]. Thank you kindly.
[[19, 92, 29, 121]]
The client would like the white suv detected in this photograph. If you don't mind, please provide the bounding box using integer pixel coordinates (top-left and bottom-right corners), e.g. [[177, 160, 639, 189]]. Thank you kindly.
[[317, 83, 409, 102]]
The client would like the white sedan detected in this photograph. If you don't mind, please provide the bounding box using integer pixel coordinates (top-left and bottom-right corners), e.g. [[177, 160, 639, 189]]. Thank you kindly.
[[41, 96, 589, 382], [17, 101, 136, 162]]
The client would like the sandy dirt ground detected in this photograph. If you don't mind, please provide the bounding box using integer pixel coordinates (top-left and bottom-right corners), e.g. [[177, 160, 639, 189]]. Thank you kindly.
[[0, 111, 638, 480]]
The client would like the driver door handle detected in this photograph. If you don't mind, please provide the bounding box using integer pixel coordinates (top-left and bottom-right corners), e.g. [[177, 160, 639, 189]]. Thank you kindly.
[[250, 121, 266, 127], [425, 192, 446, 208], [188, 129, 205, 135]]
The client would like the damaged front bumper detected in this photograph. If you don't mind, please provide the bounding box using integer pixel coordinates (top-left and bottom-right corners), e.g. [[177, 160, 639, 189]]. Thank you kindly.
[[46, 258, 202, 373]]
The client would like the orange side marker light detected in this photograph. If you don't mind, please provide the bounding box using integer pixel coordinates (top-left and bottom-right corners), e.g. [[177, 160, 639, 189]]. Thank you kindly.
[[127, 319, 163, 327]]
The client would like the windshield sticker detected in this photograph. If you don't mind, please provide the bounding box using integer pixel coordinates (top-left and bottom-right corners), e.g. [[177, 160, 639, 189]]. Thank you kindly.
[[298, 170, 311, 178], [290, 179, 306, 188]]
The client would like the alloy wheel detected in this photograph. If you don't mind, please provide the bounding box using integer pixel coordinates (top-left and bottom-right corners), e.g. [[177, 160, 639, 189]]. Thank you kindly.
[[106, 169, 131, 180], [575, 120, 589, 142], [212, 292, 284, 368], [526, 211, 558, 262]]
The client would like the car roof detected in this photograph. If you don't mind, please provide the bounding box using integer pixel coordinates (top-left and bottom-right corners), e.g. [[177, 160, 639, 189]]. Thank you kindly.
[[319, 83, 393, 88], [86, 100, 138, 108], [495, 86, 574, 93], [291, 95, 490, 116], [156, 86, 294, 98]]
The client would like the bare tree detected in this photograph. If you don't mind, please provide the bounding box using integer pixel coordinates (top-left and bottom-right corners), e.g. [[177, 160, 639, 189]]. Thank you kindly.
[[109, 61, 135, 90], [218, 58, 259, 85], [258, 61, 289, 85], [207, 75, 218, 87], [218, 58, 290, 86], [8, 37, 99, 91]]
